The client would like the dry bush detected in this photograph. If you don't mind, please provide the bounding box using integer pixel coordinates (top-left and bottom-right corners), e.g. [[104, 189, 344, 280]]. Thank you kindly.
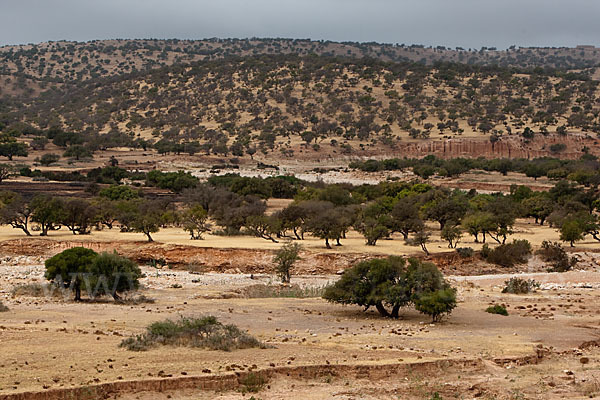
[[119, 316, 268, 352], [11, 283, 66, 298], [240, 283, 327, 299], [502, 277, 539, 294], [536, 241, 577, 272]]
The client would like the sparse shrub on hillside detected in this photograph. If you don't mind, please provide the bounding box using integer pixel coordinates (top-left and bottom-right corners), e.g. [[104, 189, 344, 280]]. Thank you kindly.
[[119, 316, 267, 352], [0, 300, 8, 312], [536, 241, 577, 272], [485, 304, 508, 316], [481, 240, 532, 267], [502, 277, 539, 294]]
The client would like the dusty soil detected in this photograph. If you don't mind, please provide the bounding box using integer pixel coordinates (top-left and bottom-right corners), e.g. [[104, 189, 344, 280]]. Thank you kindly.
[[1, 256, 600, 399]]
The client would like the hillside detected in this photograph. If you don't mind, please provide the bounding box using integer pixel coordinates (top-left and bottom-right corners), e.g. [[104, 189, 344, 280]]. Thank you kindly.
[[1, 54, 598, 161], [1, 38, 600, 96]]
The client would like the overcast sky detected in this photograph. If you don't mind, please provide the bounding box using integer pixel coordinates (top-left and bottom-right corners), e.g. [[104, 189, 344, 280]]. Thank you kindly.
[[1, 0, 599, 49]]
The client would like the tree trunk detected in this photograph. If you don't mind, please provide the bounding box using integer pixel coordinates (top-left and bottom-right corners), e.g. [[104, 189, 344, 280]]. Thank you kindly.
[[391, 304, 401, 319], [145, 232, 154, 242], [325, 238, 331, 249], [74, 285, 81, 301], [336, 238, 342, 246], [375, 302, 389, 317]]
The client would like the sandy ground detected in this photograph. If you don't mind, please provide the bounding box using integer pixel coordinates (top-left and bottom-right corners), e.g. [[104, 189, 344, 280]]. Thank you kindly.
[[1, 260, 600, 398], [1, 218, 598, 257]]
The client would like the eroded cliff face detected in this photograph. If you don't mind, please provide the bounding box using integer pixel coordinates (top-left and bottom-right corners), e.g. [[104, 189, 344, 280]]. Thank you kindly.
[[399, 134, 597, 160], [335, 134, 600, 161]]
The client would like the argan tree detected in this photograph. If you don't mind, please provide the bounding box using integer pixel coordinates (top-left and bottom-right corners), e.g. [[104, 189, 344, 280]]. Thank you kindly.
[[273, 241, 302, 283], [45, 247, 98, 301], [323, 257, 456, 321]]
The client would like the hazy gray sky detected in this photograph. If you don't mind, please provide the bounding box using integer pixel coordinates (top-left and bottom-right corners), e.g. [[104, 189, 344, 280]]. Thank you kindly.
[[2, 0, 599, 48]]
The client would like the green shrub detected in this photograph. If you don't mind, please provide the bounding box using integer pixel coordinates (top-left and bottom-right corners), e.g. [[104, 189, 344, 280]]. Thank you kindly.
[[485, 304, 508, 316], [456, 247, 474, 258], [119, 316, 267, 352], [414, 288, 457, 322], [536, 241, 577, 272], [482, 240, 532, 267], [502, 277, 539, 294]]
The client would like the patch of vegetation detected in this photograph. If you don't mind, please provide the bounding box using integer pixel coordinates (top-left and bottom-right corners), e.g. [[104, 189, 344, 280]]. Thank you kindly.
[[536, 241, 577, 272], [324, 256, 456, 322], [485, 304, 508, 316], [481, 240, 532, 267], [241, 284, 327, 299], [455, 247, 474, 258], [0, 300, 8, 312], [119, 316, 267, 352], [117, 294, 155, 305], [273, 241, 302, 283], [239, 373, 268, 394], [11, 283, 63, 298], [45, 248, 141, 301], [502, 277, 539, 294]]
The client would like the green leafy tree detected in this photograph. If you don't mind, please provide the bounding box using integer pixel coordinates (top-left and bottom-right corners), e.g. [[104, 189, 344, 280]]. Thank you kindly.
[[390, 198, 424, 239], [560, 220, 585, 247], [0, 191, 32, 235], [45, 247, 98, 301], [146, 170, 198, 193], [407, 228, 431, 255], [86, 252, 141, 300], [63, 145, 92, 160], [131, 200, 167, 242], [323, 257, 456, 320], [354, 202, 391, 246], [522, 195, 554, 225], [99, 185, 140, 201], [0, 141, 28, 160], [0, 164, 13, 182], [30, 195, 64, 236], [441, 223, 462, 248], [181, 203, 210, 240], [245, 214, 280, 243], [273, 241, 302, 283], [37, 153, 60, 166], [58, 198, 97, 235], [304, 203, 347, 249]]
